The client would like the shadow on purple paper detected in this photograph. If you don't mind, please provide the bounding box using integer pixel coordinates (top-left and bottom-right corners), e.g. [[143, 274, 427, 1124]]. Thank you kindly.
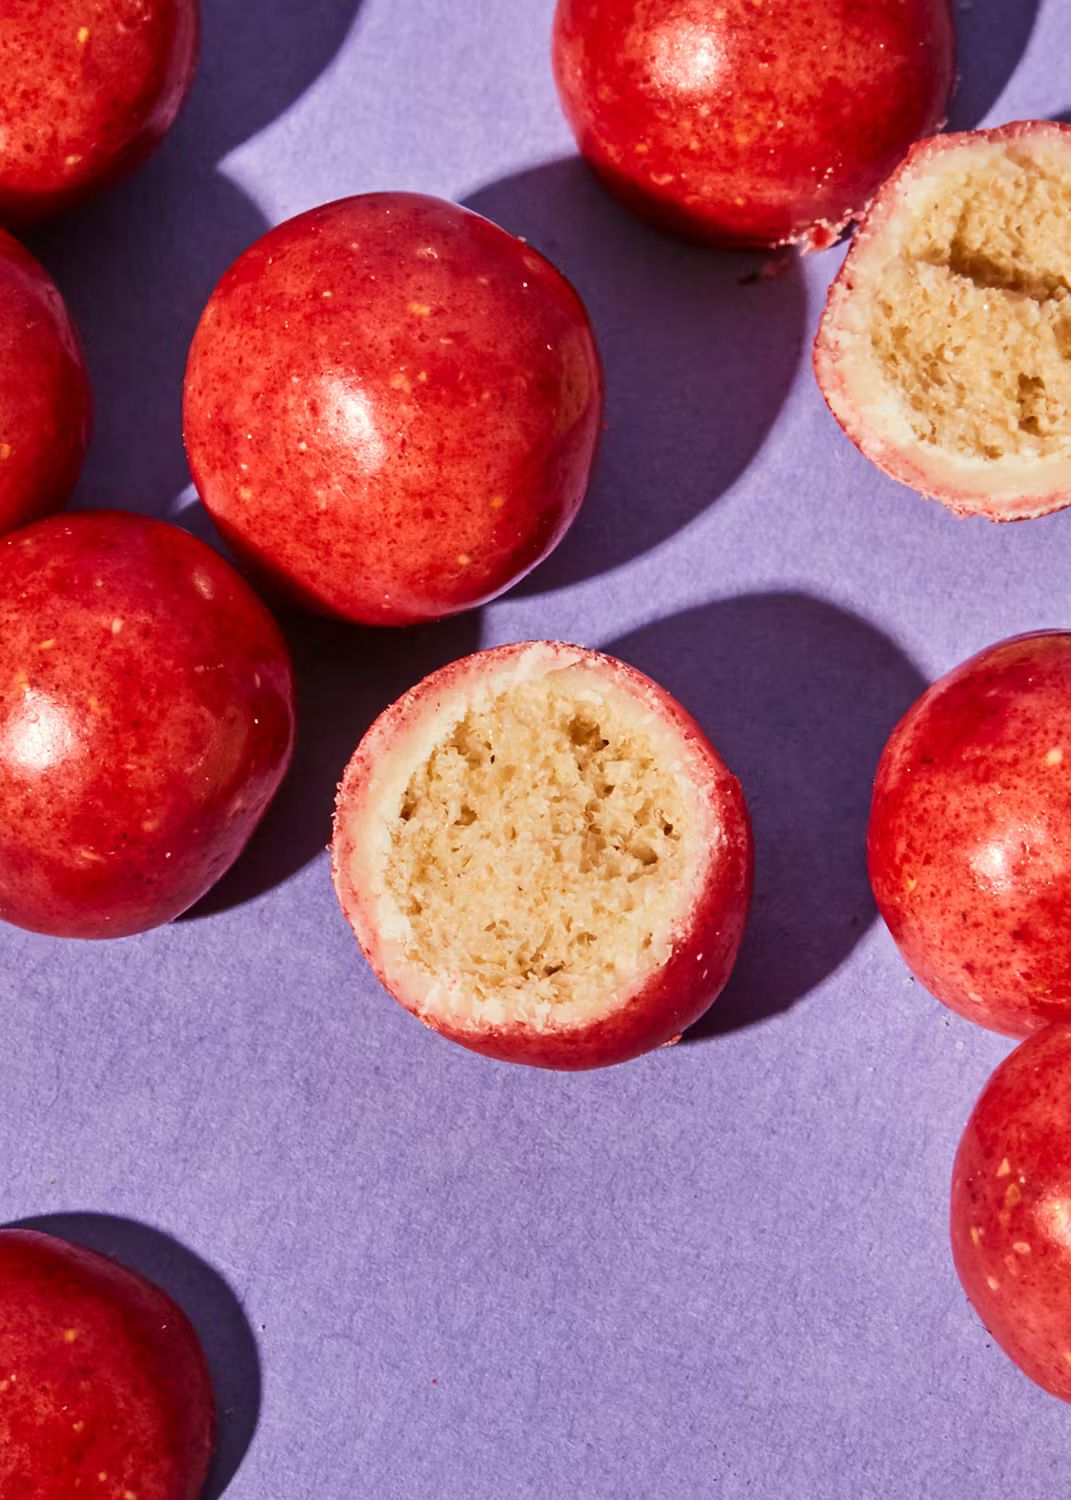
[[608, 592, 926, 1040]]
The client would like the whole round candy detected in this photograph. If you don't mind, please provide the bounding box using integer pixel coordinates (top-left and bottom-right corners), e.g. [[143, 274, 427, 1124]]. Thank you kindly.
[[552, 0, 955, 249], [183, 192, 604, 626], [0, 230, 91, 534], [0, 510, 295, 938], [0, 1228, 215, 1498], [0, 0, 200, 223], [869, 632, 1071, 1037], [952, 1025, 1071, 1404]]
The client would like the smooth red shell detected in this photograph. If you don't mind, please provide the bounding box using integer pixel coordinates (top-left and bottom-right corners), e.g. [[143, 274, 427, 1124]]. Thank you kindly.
[[0, 1229, 215, 1498], [951, 1025, 1071, 1404], [0, 510, 295, 938], [869, 632, 1071, 1038], [552, 0, 955, 248], [0, 0, 200, 223], [332, 641, 753, 1069], [183, 193, 604, 626], [0, 231, 91, 534]]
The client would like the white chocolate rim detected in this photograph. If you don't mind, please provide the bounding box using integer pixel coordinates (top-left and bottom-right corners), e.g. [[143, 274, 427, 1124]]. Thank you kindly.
[[332, 641, 727, 1035]]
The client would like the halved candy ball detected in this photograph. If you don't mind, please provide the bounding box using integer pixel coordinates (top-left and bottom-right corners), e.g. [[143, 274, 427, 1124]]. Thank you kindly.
[[552, 0, 955, 250], [815, 122, 1071, 519], [332, 641, 753, 1069]]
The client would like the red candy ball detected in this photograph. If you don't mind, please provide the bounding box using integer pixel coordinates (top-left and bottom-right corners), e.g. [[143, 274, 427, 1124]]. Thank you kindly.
[[0, 0, 200, 223], [552, 0, 955, 249], [0, 510, 295, 938], [869, 632, 1071, 1038], [952, 1025, 1071, 1404], [183, 192, 603, 626], [0, 1229, 215, 1499], [0, 230, 91, 534]]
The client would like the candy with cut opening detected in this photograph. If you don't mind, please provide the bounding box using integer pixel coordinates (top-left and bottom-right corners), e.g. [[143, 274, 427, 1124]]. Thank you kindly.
[[332, 641, 752, 1069], [815, 122, 1071, 519]]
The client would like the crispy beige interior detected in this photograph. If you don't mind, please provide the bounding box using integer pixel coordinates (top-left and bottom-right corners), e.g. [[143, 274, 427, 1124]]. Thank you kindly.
[[382, 676, 694, 1018], [866, 143, 1071, 461]]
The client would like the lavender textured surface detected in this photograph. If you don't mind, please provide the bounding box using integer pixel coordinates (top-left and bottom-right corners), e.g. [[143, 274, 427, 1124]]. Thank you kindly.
[[4, 1, 1070, 1494]]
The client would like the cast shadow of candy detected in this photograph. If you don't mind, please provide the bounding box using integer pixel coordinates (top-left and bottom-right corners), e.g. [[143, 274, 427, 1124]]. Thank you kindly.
[[25, 0, 367, 517], [464, 159, 807, 594], [5, 1212, 259, 1499], [606, 592, 927, 1040], [181, 606, 483, 919], [948, 0, 1042, 131]]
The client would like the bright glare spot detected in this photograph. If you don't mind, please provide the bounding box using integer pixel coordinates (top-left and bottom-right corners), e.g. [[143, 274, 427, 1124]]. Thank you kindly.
[[969, 820, 1065, 895], [969, 838, 1011, 891], [648, 21, 726, 93], [324, 381, 387, 473], [2, 690, 78, 773], [1038, 1194, 1071, 1250]]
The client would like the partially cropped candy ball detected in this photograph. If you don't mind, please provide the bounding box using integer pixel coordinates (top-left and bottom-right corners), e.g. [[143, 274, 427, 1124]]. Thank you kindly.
[[0, 510, 295, 938], [0, 0, 200, 222], [952, 1026, 1071, 1404], [869, 632, 1071, 1037], [553, 0, 955, 248], [815, 123, 1071, 519], [0, 230, 91, 533], [0, 1228, 215, 1499]]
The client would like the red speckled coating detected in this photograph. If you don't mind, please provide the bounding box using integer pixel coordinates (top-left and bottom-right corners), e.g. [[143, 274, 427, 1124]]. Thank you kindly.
[[951, 1026, 1071, 1404], [332, 642, 753, 1070], [0, 0, 199, 224], [868, 632, 1071, 1038], [183, 193, 604, 626], [0, 1229, 215, 1498], [552, 0, 954, 249], [815, 122, 1071, 521], [0, 510, 295, 939], [0, 231, 91, 534]]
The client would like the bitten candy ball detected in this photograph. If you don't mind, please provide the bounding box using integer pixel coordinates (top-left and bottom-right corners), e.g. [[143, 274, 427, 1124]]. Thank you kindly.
[[333, 641, 753, 1069], [815, 123, 1071, 520], [184, 192, 604, 626], [552, 0, 955, 249]]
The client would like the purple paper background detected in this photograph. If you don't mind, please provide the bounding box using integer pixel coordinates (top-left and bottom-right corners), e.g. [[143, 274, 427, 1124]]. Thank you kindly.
[[3, 1, 1071, 1494]]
